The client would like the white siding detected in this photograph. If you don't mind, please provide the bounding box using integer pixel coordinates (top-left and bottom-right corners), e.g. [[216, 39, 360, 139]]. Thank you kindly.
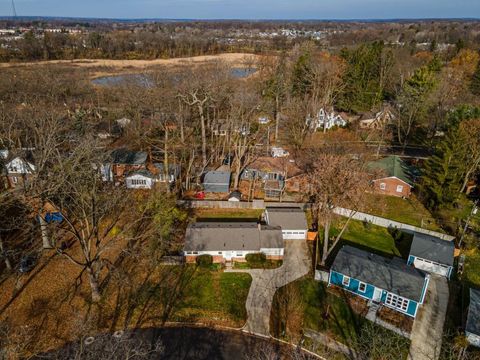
[[281, 230, 307, 240], [125, 175, 156, 189], [6, 157, 35, 174], [184, 248, 284, 260], [413, 257, 451, 277]]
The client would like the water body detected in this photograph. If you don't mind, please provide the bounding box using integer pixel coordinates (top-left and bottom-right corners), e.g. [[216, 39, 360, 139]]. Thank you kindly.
[[36, 327, 312, 360], [91, 67, 257, 87]]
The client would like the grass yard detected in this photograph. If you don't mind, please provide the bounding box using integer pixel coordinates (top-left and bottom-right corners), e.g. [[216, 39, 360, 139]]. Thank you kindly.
[[362, 193, 442, 231], [194, 208, 263, 221], [464, 248, 480, 288], [271, 277, 410, 359], [329, 218, 413, 259], [233, 260, 283, 269], [166, 266, 252, 324]]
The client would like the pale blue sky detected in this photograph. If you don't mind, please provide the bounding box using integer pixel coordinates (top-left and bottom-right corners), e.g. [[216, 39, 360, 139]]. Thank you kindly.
[[1, 0, 479, 19]]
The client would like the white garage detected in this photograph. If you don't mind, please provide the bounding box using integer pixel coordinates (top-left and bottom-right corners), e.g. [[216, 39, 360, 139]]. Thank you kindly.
[[408, 233, 454, 279], [264, 207, 308, 240]]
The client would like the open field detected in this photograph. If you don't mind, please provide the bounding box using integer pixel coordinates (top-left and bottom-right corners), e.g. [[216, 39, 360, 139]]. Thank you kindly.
[[0, 53, 262, 70]]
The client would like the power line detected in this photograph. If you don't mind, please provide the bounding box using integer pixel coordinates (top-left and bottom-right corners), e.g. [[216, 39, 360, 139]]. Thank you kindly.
[[11, 0, 17, 17]]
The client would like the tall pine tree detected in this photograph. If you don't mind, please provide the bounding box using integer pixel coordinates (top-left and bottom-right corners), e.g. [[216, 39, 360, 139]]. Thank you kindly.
[[471, 61, 480, 96]]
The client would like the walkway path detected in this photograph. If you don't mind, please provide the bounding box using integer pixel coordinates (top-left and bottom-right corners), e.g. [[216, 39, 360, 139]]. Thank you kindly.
[[408, 275, 449, 360], [226, 240, 310, 336]]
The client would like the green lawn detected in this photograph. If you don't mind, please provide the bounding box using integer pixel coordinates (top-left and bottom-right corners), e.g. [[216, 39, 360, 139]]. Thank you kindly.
[[169, 266, 252, 324], [329, 218, 413, 259], [464, 249, 480, 288], [362, 193, 442, 231], [195, 208, 263, 221], [271, 277, 410, 359]]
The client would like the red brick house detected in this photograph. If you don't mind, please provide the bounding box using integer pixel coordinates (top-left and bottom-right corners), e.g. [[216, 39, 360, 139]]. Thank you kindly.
[[368, 156, 413, 198]]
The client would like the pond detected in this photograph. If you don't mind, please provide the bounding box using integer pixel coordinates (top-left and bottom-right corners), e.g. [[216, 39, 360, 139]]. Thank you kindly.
[[91, 67, 257, 87]]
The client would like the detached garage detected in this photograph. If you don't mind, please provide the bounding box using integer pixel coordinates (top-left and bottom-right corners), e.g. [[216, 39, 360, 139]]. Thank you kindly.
[[202, 171, 231, 193], [264, 207, 308, 240], [407, 233, 455, 279]]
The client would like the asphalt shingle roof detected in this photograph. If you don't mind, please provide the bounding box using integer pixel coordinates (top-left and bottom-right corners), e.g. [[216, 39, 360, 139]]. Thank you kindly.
[[367, 155, 413, 185], [203, 171, 231, 185], [409, 233, 455, 266], [184, 222, 283, 252], [266, 207, 308, 230], [332, 245, 427, 301], [467, 288, 480, 336]]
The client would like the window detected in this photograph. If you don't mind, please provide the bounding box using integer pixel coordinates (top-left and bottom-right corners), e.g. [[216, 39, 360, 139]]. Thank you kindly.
[[358, 282, 367, 293], [131, 179, 147, 186], [385, 293, 409, 312], [380, 182, 386, 190], [342, 276, 350, 287], [236, 252, 243, 257], [396, 185, 404, 193], [218, 252, 222, 255], [192, 251, 198, 255], [11, 176, 18, 184]]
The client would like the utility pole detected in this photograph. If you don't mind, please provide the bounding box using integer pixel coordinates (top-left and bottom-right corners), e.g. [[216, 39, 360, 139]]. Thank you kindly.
[[459, 199, 478, 248]]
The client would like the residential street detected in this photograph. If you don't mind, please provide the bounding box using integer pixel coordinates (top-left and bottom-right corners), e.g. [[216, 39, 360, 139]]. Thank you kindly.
[[408, 275, 449, 360], [227, 240, 311, 336]]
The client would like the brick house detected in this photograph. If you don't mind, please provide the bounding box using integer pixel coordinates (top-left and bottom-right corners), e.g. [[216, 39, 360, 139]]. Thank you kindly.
[[183, 222, 284, 263], [367, 155, 413, 198], [101, 149, 148, 182]]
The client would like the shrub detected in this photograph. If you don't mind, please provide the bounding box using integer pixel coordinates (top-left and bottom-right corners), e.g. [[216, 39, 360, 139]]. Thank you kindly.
[[196, 254, 213, 268], [388, 226, 404, 242], [246, 253, 266, 266]]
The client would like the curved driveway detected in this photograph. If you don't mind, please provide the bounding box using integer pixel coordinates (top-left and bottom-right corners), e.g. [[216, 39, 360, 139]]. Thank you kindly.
[[227, 240, 311, 336]]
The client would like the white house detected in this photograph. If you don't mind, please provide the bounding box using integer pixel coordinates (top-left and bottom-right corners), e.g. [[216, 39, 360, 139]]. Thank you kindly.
[[466, 288, 480, 347], [407, 233, 455, 278], [306, 108, 347, 131], [270, 147, 289, 158], [258, 116, 270, 125], [359, 109, 395, 130], [264, 207, 308, 240], [125, 170, 158, 189], [183, 222, 284, 263]]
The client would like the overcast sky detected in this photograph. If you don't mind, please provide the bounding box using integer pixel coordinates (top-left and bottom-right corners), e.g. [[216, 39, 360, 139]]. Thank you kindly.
[[2, 0, 480, 19]]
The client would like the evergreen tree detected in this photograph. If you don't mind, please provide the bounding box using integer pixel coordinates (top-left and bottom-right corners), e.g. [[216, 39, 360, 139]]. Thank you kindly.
[[420, 132, 466, 209], [291, 50, 312, 98]]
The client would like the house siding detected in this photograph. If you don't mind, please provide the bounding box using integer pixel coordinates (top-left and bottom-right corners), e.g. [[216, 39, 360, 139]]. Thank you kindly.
[[372, 177, 412, 198], [329, 270, 421, 318], [204, 183, 230, 193]]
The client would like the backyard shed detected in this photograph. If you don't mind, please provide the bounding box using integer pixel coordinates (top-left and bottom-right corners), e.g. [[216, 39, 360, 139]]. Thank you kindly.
[[202, 171, 231, 193]]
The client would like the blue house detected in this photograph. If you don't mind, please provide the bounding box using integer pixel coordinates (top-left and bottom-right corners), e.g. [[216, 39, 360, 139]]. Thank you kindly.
[[329, 245, 430, 318], [407, 233, 454, 279]]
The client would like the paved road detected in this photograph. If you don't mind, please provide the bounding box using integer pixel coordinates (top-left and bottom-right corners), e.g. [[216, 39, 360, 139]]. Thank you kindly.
[[408, 276, 449, 360], [38, 326, 317, 360], [227, 240, 311, 336]]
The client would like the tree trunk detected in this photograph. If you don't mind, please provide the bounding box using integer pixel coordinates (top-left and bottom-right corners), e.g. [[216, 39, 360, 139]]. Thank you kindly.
[[321, 218, 331, 266], [275, 95, 280, 142], [199, 106, 207, 167], [0, 236, 12, 271], [87, 266, 101, 302]]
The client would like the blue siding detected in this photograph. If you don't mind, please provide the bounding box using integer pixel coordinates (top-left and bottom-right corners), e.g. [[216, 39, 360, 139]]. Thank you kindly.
[[329, 271, 374, 300], [407, 300, 418, 317], [407, 255, 415, 266]]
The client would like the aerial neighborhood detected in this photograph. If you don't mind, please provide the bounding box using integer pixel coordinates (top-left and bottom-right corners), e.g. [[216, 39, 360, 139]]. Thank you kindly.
[[1, 13, 480, 360]]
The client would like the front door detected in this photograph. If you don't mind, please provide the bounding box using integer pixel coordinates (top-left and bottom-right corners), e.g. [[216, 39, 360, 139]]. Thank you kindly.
[[373, 288, 382, 302], [224, 251, 233, 261]]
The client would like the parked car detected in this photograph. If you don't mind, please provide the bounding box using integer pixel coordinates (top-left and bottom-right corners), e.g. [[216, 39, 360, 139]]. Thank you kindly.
[[19, 255, 37, 273]]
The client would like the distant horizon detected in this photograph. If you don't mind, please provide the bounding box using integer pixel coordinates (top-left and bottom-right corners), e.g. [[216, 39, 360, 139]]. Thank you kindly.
[[1, 0, 479, 22], [1, 15, 479, 22]]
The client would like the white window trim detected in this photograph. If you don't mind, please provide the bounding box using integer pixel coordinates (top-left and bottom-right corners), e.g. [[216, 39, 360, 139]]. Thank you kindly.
[[342, 276, 350, 287], [358, 281, 367, 293], [379, 182, 386, 190], [396, 185, 404, 193], [385, 292, 409, 312]]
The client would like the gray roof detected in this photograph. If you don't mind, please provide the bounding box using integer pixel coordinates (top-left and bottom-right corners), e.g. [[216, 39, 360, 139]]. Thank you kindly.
[[409, 233, 455, 266], [467, 288, 480, 336], [203, 171, 231, 185], [332, 245, 427, 301], [184, 222, 283, 252], [266, 207, 308, 230], [111, 149, 148, 165]]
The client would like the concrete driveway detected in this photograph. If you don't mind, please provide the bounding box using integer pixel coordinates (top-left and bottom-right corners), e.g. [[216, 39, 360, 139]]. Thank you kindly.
[[227, 240, 311, 336], [408, 275, 449, 360]]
